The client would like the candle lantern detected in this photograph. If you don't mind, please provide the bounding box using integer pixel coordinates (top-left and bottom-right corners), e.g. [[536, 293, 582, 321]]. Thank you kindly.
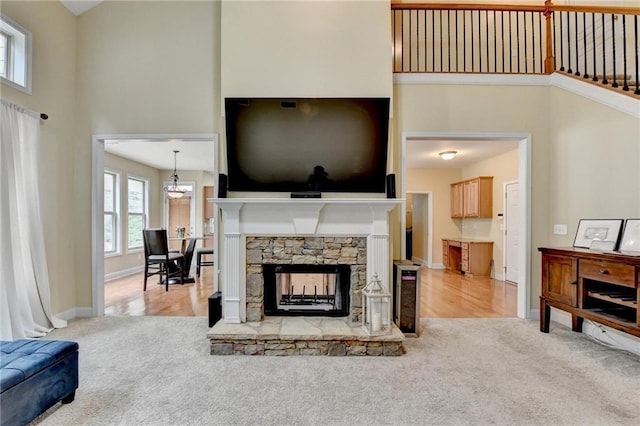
[[361, 273, 391, 336]]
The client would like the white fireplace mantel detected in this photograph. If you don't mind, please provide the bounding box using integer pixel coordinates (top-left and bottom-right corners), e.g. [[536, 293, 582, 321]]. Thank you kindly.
[[214, 198, 403, 323]]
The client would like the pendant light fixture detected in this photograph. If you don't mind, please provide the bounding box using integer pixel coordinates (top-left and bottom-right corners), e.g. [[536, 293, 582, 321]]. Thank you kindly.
[[165, 150, 185, 199]]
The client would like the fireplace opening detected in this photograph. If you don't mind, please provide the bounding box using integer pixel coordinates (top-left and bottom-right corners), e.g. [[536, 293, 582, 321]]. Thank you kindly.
[[263, 264, 350, 317]]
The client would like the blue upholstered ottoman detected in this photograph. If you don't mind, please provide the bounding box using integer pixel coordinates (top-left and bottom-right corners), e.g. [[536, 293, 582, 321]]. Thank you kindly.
[[0, 339, 79, 426]]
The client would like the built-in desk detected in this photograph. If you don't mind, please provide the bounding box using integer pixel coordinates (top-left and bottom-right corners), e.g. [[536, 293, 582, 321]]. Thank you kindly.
[[442, 238, 494, 277]]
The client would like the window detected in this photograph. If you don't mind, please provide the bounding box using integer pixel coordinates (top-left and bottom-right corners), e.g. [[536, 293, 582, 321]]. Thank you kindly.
[[127, 177, 148, 251], [104, 171, 119, 255], [1, 15, 32, 94]]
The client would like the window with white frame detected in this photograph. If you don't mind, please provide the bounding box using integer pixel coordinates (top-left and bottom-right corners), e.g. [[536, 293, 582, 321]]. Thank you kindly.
[[104, 171, 119, 255], [0, 15, 32, 94], [127, 177, 148, 251]]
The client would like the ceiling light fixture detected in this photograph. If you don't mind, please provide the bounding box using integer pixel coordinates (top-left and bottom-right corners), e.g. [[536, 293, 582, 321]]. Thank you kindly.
[[165, 150, 185, 199], [438, 151, 457, 160]]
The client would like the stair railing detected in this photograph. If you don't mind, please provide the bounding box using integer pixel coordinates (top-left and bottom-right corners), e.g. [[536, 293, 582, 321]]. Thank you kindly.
[[392, 1, 640, 96]]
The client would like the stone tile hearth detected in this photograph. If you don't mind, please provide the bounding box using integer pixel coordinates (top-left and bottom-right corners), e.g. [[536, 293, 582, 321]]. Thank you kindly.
[[208, 317, 405, 356]]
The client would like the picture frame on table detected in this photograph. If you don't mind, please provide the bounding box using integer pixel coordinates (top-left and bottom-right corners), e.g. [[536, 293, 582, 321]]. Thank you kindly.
[[619, 219, 640, 253], [573, 219, 624, 250]]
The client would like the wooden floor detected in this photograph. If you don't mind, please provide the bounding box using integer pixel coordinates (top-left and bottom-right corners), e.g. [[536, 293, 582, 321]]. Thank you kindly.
[[105, 266, 516, 318], [105, 267, 214, 316], [420, 268, 517, 318]]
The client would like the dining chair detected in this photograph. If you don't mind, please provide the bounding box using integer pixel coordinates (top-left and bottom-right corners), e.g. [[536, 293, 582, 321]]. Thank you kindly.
[[143, 229, 185, 291]]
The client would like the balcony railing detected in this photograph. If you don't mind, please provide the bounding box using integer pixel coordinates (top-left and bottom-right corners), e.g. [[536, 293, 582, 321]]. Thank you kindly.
[[392, 1, 640, 96]]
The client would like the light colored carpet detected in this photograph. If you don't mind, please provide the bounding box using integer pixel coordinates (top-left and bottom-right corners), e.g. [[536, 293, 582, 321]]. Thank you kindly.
[[32, 316, 640, 425]]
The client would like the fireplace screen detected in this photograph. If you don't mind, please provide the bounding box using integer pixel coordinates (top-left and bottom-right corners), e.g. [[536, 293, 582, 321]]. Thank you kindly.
[[263, 264, 350, 317]]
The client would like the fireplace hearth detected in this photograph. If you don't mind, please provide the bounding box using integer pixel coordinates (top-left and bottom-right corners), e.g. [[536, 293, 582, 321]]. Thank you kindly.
[[263, 264, 350, 317]]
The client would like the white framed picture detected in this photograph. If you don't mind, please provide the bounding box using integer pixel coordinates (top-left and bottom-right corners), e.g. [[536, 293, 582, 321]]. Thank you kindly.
[[619, 219, 640, 253], [573, 219, 624, 250]]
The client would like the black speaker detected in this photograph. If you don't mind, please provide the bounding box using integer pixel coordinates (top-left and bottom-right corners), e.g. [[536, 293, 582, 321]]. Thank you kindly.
[[208, 291, 222, 327], [218, 174, 228, 198], [386, 174, 396, 199]]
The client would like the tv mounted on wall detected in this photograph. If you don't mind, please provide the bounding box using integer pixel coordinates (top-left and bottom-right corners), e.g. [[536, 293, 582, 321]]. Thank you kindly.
[[224, 97, 390, 194]]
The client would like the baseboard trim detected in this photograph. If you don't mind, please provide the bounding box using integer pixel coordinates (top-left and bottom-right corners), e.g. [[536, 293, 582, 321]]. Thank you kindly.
[[56, 307, 94, 321], [105, 265, 144, 282]]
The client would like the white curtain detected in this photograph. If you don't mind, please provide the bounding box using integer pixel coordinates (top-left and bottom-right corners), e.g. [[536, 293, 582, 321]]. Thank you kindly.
[[0, 99, 66, 339]]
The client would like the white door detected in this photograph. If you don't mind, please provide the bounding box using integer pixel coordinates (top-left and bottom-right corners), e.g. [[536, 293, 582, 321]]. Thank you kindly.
[[505, 182, 519, 284]]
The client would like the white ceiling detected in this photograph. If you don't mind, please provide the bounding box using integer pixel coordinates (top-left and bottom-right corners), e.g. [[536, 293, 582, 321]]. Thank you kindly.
[[104, 139, 216, 173], [60, 0, 103, 16], [406, 137, 520, 169]]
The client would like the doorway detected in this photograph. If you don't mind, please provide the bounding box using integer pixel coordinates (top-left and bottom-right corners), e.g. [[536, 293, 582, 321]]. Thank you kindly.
[[406, 192, 432, 267], [91, 133, 218, 316], [504, 181, 519, 284], [400, 132, 531, 319]]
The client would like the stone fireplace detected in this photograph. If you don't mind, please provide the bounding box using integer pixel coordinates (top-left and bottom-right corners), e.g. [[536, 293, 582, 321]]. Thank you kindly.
[[246, 236, 366, 322], [208, 198, 406, 356], [214, 198, 401, 324]]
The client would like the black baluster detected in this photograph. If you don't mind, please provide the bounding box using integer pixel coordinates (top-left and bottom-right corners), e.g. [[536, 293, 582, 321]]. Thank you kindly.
[[524, 12, 529, 73], [509, 11, 513, 72], [567, 12, 572, 74], [501, 11, 505, 72], [456, 10, 460, 72], [487, 10, 490, 72], [540, 12, 544, 73], [424, 10, 427, 72], [559, 11, 565, 71], [622, 14, 629, 91], [612, 14, 618, 88], [469, 10, 476, 72], [574, 12, 580, 76], [462, 10, 467, 72], [477, 9, 481, 72], [602, 14, 608, 84], [583, 13, 589, 78], [448, 10, 451, 72], [517, 11, 521, 73], [635, 15, 640, 95], [592, 13, 598, 81], [409, 9, 412, 72], [440, 10, 444, 72], [494, 10, 497, 72], [401, 10, 405, 72], [432, 9, 435, 72]]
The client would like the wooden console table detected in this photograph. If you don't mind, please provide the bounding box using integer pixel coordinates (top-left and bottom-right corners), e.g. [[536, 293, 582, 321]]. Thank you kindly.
[[539, 247, 640, 338], [442, 238, 493, 277]]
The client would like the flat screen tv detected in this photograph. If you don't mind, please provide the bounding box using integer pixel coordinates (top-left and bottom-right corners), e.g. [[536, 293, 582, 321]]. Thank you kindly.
[[224, 97, 390, 194]]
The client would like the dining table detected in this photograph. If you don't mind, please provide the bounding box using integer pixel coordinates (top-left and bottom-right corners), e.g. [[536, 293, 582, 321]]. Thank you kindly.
[[166, 236, 205, 284]]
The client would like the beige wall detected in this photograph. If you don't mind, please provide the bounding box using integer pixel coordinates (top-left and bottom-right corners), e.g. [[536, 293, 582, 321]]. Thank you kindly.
[[406, 168, 462, 264], [395, 84, 551, 309], [407, 148, 518, 273], [1, 1, 78, 314], [69, 1, 220, 310], [461, 149, 519, 274], [547, 87, 640, 246], [103, 153, 162, 275], [221, 0, 392, 99]]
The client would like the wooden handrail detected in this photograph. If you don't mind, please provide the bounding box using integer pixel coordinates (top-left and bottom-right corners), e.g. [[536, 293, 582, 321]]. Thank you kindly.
[[391, 1, 640, 81], [391, 2, 640, 15], [391, 3, 545, 12]]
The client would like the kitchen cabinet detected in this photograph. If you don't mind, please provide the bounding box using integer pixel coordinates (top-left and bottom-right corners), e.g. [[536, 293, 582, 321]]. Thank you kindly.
[[450, 176, 493, 219]]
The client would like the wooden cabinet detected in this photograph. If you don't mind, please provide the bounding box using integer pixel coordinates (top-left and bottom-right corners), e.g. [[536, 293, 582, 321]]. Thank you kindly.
[[450, 183, 464, 218], [539, 247, 640, 338], [450, 176, 493, 219], [442, 238, 494, 277]]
